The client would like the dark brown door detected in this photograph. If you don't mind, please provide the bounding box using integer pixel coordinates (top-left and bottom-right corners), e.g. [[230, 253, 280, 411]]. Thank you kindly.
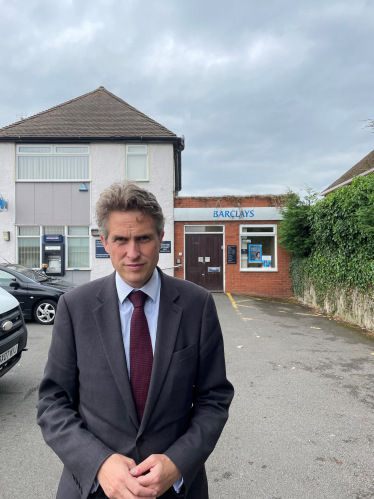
[[185, 234, 223, 292]]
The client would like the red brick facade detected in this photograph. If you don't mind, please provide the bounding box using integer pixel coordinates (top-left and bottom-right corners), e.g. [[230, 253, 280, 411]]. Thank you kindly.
[[174, 196, 292, 298]]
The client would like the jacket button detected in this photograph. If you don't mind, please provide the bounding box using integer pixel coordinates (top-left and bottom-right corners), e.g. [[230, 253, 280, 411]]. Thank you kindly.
[[136, 437, 144, 447]]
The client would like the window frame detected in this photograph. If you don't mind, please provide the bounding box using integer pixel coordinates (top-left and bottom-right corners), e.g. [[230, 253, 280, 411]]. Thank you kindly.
[[239, 224, 278, 272], [125, 144, 149, 182], [16, 144, 91, 182]]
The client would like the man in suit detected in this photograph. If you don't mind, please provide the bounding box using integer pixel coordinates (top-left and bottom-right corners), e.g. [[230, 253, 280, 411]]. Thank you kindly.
[[37, 182, 234, 499]]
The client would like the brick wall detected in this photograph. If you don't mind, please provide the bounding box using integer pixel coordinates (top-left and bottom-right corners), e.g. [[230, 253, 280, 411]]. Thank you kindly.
[[174, 196, 292, 298]]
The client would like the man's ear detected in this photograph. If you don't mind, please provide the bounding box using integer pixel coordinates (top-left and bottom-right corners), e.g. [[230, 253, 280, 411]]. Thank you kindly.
[[100, 235, 110, 254], [159, 232, 165, 249]]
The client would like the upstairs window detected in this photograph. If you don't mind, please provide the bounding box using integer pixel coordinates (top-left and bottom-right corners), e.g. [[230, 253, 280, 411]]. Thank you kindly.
[[17, 145, 90, 181], [126, 145, 148, 181]]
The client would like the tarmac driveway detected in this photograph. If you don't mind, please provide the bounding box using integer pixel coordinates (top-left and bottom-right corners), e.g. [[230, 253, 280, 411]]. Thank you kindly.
[[207, 293, 374, 499]]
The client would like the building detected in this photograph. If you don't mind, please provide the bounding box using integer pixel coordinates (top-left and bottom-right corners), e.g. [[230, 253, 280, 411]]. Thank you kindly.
[[174, 196, 292, 298], [0, 87, 184, 283], [321, 148, 374, 196]]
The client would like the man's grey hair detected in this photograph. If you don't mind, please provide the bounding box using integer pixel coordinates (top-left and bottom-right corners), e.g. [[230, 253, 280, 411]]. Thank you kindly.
[[95, 181, 165, 241]]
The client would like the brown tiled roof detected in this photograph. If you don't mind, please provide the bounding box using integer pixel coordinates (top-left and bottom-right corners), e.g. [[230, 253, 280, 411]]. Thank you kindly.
[[0, 87, 176, 139], [323, 148, 374, 194]]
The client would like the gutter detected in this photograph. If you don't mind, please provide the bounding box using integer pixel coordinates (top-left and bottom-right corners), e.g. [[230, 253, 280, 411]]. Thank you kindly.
[[321, 167, 374, 196], [0, 135, 184, 145]]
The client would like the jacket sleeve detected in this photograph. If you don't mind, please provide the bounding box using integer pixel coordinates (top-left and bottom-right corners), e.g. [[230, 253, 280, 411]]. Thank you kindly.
[[36, 295, 114, 499], [164, 292, 234, 497]]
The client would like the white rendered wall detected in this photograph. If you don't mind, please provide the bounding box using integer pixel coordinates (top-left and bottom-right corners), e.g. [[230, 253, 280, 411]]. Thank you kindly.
[[90, 143, 175, 281], [0, 143, 16, 264]]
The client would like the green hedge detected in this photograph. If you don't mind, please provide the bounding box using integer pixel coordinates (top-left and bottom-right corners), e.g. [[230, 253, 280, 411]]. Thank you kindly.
[[280, 175, 374, 307]]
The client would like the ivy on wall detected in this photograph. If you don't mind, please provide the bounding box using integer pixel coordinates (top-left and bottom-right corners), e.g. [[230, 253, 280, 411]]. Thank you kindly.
[[280, 175, 374, 308]]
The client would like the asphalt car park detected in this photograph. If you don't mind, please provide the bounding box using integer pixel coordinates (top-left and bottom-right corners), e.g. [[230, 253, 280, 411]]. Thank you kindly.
[[0, 264, 76, 325], [2, 294, 374, 499]]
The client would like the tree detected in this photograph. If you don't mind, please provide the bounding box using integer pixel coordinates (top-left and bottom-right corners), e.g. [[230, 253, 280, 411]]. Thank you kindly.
[[278, 187, 318, 258]]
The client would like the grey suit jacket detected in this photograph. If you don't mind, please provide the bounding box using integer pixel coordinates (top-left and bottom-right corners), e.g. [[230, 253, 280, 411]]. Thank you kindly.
[[37, 269, 234, 499]]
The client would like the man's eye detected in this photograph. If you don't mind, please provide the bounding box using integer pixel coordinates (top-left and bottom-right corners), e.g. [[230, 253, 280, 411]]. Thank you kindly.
[[140, 236, 150, 241], [114, 237, 125, 243]]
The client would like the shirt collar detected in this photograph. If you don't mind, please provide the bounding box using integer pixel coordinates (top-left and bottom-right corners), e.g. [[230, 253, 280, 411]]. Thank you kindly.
[[115, 268, 159, 304]]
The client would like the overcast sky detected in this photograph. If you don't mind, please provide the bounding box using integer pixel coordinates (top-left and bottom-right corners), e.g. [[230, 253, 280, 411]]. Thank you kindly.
[[1, 0, 374, 196]]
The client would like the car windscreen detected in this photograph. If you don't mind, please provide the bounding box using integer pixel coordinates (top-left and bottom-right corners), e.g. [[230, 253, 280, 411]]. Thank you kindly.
[[6, 265, 48, 282]]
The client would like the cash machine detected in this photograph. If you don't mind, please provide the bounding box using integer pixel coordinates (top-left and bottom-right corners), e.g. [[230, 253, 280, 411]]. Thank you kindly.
[[41, 235, 65, 276]]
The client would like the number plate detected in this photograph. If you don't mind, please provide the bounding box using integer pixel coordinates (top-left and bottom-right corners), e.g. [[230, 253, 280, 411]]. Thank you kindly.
[[0, 344, 18, 366]]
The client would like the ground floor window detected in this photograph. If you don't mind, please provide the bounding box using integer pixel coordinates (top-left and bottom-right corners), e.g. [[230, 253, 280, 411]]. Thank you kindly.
[[240, 224, 277, 271], [17, 226, 90, 269], [67, 227, 90, 268]]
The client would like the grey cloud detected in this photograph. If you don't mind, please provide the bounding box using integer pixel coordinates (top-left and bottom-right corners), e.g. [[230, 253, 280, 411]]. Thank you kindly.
[[1, 0, 374, 195]]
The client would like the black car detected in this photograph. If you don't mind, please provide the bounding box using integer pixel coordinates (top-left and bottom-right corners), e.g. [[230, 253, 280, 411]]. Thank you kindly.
[[0, 264, 77, 325]]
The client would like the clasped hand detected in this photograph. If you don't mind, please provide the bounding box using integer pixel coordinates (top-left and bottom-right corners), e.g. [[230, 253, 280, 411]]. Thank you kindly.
[[97, 453, 181, 499]]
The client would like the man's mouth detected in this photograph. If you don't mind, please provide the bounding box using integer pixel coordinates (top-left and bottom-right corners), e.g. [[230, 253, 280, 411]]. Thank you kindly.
[[126, 263, 145, 270]]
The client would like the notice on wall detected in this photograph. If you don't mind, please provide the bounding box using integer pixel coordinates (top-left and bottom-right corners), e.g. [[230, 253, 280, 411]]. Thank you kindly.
[[227, 245, 237, 264], [95, 239, 110, 258], [159, 241, 171, 253]]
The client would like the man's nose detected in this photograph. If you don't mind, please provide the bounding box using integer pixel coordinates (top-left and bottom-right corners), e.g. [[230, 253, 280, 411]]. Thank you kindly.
[[126, 240, 140, 259]]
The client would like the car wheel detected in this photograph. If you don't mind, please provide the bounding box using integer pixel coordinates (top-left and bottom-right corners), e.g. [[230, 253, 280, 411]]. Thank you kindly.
[[33, 299, 57, 325]]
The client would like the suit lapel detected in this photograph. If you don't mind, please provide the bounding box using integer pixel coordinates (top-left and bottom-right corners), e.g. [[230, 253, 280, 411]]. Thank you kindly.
[[93, 272, 140, 430], [139, 270, 182, 435]]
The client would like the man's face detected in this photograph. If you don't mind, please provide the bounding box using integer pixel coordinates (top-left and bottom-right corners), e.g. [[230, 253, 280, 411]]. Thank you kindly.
[[101, 210, 163, 288]]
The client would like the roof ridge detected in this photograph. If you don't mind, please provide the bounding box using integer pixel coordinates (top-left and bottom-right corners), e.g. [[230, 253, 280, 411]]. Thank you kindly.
[[0, 87, 104, 132], [101, 88, 175, 135]]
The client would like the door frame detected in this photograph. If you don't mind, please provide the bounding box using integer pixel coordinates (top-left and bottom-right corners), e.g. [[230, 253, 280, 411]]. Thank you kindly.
[[183, 224, 225, 292]]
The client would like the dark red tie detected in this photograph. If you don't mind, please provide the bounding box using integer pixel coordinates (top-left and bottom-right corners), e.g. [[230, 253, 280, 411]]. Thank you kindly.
[[128, 291, 153, 421]]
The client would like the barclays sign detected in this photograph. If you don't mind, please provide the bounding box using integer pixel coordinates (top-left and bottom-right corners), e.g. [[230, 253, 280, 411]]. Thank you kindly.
[[174, 207, 283, 222]]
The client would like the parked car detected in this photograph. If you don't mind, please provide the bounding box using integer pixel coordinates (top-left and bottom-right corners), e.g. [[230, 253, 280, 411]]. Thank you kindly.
[[0, 287, 28, 378], [0, 264, 77, 325]]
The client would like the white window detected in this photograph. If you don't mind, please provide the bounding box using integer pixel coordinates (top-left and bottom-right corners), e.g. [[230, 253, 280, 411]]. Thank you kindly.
[[17, 226, 41, 268], [67, 226, 90, 269], [17, 145, 90, 181], [126, 145, 148, 181], [240, 225, 277, 271]]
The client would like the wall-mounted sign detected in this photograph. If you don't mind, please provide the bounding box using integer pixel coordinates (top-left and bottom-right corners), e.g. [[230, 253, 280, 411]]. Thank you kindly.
[[227, 245, 237, 264], [174, 207, 282, 222], [45, 235, 63, 242], [0, 195, 8, 212], [95, 239, 110, 258], [159, 241, 171, 253]]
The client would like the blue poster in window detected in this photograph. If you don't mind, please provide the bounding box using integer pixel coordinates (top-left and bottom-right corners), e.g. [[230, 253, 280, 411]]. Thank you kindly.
[[249, 244, 262, 262]]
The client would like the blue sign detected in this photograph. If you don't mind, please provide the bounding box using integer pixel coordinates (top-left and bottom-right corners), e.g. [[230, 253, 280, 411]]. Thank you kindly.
[[95, 239, 110, 258], [159, 241, 171, 253], [45, 235, 63, 242], [249, 244, 262, 262], [0, 195, 7, 212]]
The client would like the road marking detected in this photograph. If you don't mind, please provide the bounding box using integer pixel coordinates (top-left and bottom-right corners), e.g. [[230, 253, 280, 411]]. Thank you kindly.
[[237, 304, 261, 309], [293, 312, 320, 317], [227, 293, 237, 309]]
